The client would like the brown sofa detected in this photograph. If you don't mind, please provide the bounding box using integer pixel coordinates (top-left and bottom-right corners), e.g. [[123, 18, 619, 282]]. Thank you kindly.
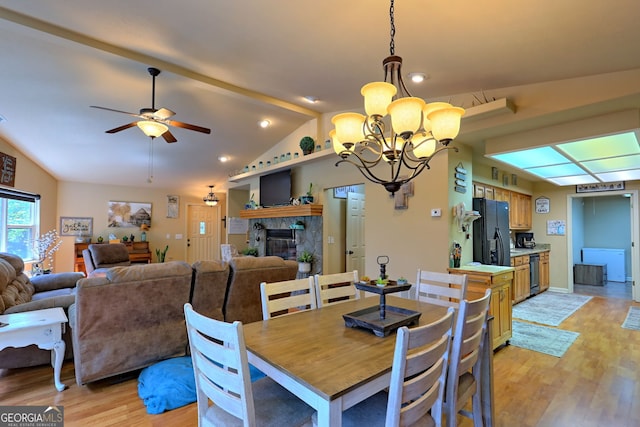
[[68, 261, 193, 385], [224, 256, 298, 324], [0, 252, 84, 369], [190, 259, 230, 321], [82, 243, 131, 276]]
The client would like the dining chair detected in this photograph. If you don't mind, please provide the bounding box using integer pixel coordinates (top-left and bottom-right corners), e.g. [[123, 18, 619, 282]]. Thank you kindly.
[[184, 303, 315, 427], [444, 289, 492, 427], [260, 277, 317, 320], [338, 307, 456, 427], [415, 269, 468, 309], [313, 270, 360, 308]]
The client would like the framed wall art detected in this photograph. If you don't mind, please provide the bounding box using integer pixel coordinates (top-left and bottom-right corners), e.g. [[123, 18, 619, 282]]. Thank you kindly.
[[167, 195, 179, 218], [108, 201, 152, 228], [60, 217, 93, 236]]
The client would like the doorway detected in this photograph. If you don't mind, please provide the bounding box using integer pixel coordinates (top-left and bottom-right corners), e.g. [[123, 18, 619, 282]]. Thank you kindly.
[[186, 204, 220, 263], [566, 189, 638, 302]]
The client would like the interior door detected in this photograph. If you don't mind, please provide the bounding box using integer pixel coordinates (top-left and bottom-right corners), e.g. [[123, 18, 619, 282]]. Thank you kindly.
[[187, 204, 219, 263], [346, 192, 365, 275]]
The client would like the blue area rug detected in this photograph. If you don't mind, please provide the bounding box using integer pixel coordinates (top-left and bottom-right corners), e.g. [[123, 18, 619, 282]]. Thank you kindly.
[[511, 321, 580, 357], [622, 306, 640, 330], [512, 291, 592, 326]]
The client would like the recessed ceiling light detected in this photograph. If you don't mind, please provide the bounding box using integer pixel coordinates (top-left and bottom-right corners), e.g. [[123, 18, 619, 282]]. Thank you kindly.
[[408, 73, 428, 83], [258, 119, 271, 128], [303, 96, 319, 104], [218, 156, 229, 162]]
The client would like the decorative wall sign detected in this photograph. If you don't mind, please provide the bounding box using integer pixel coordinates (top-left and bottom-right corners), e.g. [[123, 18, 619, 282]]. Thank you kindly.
[[108, 201, 152, 227], [0, 151, 16, 187], [576, 182, 625, 193], [60, 217, 93, 236], [491, 167, 499, 180], [454, 163, 467, 193], [393, 179, 414, 209], [535, 197, 550, 214], [167, 195, 179, 218], [502, 173, 509, 187], [511, 174, 518, 186], [547, 220, 566, 236]]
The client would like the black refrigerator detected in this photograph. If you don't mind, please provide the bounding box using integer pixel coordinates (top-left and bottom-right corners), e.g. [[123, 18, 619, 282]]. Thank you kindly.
[[472, 198, 511, 266]]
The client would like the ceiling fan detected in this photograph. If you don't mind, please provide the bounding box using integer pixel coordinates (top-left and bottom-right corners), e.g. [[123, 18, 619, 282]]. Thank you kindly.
[[90, 67, 211, 143]]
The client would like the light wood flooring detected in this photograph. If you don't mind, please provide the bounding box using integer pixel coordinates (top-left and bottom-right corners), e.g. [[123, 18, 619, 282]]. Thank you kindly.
[[1, 293, 639, 426]]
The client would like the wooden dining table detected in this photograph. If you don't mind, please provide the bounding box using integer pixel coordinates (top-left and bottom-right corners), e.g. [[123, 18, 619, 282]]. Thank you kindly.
[[243, 295, 495, 427]]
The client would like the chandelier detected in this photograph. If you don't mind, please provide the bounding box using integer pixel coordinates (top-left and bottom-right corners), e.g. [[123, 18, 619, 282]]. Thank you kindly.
[[203, 185, 219, 206], [331, 0, 465, 194]]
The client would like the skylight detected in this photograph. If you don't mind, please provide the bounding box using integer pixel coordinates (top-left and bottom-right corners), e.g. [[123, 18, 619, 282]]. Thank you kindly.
[[487, 131, 640, 186]]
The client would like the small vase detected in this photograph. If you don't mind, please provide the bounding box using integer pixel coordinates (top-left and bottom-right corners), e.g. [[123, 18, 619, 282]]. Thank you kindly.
[[298, 262, 311, 273]]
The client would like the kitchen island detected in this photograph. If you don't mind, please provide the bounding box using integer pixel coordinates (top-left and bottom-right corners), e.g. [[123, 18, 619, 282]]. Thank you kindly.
[[448, 264, 514, 350]]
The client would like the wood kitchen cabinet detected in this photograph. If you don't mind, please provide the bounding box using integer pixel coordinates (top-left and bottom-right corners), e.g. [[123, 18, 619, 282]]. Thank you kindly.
[[448, 265, 514, 350], [539, 251, 550, 292], [511, 255, 530, 303], [472, 182, 532, 229]]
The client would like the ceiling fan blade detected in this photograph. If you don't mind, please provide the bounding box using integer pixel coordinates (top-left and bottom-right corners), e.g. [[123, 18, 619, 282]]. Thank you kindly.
[[154, 108, 176, 120], [90, 105, 141, 118], [106, 122, 138, 133], [167, 120, 211, 134], [162, 130, 178, 143]]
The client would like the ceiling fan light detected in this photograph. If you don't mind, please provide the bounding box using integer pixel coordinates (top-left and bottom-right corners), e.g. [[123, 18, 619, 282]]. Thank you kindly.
[[361, 82, 397, 116], [332, 112, 365, 144], [428, 107, 465, 141], [387, 97, 426, 135], [137, 120, 168, 138]]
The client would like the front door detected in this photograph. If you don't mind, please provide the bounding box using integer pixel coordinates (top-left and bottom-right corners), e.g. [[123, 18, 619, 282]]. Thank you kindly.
[[187, 204, 219, 263]]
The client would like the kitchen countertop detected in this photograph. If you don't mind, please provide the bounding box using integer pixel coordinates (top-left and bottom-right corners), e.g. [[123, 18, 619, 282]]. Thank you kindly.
[[448, 264, 515, 274], [510, 244, 550, 257]]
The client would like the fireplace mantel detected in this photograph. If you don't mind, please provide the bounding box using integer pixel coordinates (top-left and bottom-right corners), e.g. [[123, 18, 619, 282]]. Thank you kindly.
[[239, 204, 322, 219]]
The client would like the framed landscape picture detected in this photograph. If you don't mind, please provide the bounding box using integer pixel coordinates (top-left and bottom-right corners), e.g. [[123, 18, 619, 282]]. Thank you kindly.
[[108, 201, 152, 228]]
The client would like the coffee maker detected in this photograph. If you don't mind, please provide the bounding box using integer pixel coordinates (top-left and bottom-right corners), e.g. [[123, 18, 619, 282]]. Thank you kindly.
[[515, 232, 535, 248]]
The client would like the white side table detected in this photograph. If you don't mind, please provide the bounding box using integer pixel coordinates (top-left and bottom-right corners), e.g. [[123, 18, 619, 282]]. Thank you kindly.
[[0, 307, 68, 391]]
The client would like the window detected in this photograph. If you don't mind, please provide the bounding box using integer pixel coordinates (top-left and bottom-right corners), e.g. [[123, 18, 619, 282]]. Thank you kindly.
[[0, 189, 40, 260]]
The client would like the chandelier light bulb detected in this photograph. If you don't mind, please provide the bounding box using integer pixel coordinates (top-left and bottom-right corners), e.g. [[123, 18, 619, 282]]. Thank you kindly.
[[331, 112, 365, 144], [361, 82, 397, 117], [428, 107, 465, 142], [387, 97, 425, 136]]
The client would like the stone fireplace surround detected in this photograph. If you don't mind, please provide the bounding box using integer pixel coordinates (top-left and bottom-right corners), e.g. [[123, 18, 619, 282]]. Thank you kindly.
[[247, 215, 322, 277]]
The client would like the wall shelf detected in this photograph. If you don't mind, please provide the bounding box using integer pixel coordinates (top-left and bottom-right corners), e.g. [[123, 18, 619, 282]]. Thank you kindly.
[[228, 149, 335, 183], [239, 204, 323, 219]]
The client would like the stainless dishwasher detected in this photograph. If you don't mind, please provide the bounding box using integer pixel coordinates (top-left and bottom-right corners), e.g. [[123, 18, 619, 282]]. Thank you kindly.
[[529, 253, 540, 295]]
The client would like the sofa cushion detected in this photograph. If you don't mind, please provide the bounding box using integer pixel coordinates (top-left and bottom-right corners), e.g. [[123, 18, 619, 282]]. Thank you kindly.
[[106, 261, 192, 283], [89, 243, 130, 266], [0, 253, 24, 275], [0, 258, 34, 313]]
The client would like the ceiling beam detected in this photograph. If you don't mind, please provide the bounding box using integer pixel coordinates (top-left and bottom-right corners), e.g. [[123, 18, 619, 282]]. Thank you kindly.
[[0, 6, 322, 119]]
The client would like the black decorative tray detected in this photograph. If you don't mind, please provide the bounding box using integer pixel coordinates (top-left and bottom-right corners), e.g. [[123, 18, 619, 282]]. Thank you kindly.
[[343, 305, 421, 337], [354, 280, 411, 294]]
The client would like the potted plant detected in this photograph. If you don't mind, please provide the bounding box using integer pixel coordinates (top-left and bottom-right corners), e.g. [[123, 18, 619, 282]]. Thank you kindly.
[[297, 250, 313, 273], [301, 183, 314, 204], [299, 136, 315, 155], [242, 247, 258, 257]]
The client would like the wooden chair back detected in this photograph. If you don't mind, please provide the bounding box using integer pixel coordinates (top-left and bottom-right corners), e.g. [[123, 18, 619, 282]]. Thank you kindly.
[[260, 277, 317, 320], [415, 270, 468, 309], [444, 288, 492, 427], [386, 307, 455, 427], [314, 270, 360, 308], [184, 303, 256, 425]]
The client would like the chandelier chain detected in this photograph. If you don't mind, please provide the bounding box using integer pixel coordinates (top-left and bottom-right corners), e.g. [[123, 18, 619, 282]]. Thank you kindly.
[[389, 0, 395, 55]]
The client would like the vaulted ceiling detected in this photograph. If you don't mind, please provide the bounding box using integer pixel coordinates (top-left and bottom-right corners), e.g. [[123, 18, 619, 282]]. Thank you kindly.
[[1, 1, 640, 197]]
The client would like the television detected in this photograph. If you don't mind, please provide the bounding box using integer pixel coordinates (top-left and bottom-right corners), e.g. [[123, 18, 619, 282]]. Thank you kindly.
[[260, 169, 292, 207]]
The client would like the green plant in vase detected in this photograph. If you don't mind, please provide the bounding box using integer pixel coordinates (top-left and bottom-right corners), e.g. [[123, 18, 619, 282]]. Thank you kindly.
[[242, 247, 258, 256], [297, 250, 313, 273], [301, 183, 314, 204], [156, 245, 169, 263], [299, 136, 315, 155]]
